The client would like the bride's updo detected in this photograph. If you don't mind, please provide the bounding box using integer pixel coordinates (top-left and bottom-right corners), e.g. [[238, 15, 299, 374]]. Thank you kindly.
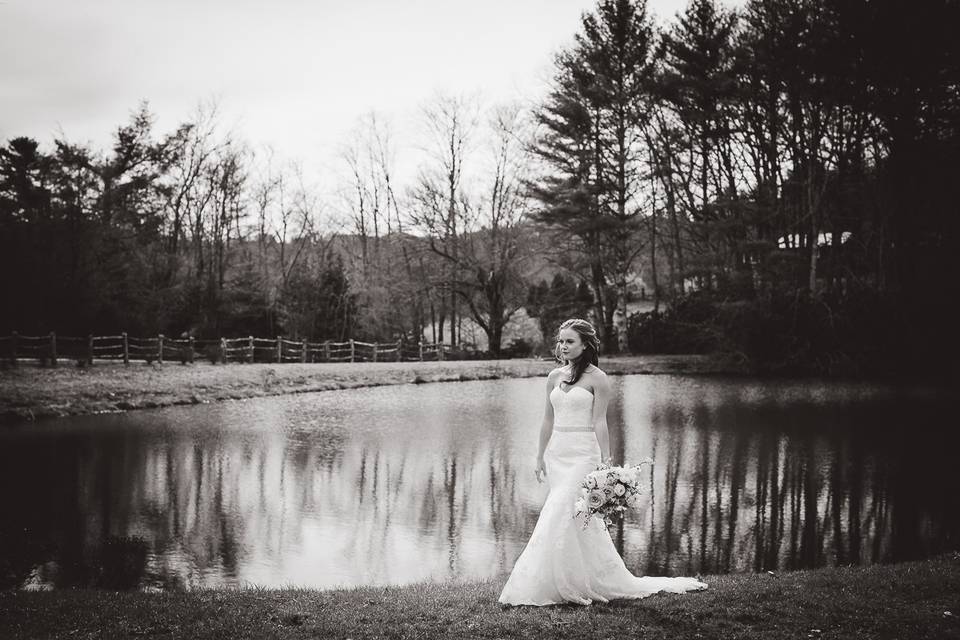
[[555, 318, 600, 385]]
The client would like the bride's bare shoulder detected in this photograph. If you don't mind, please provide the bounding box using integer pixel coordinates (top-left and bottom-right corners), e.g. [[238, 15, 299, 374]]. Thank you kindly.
[[585, 364, 607, 378], [584, 365, 609, 390]]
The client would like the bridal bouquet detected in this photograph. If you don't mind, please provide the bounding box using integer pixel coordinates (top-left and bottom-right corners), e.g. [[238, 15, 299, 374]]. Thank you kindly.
[[573, 461, 652, 529]]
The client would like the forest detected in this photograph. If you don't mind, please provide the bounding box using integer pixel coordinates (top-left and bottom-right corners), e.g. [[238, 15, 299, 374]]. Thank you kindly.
[[2, 0, 957, 376]]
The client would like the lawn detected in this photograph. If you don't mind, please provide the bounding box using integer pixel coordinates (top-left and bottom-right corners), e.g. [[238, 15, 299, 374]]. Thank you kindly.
[[1, 555, 958, 639]]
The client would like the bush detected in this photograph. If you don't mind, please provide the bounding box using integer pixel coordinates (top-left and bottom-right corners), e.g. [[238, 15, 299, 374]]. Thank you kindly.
[[627, 293, 720, 355], [178, 346, 195, 364], [204, 343, 223, 364], [500, 338, 534, 359], [627, 288, 953, 378], [444, 346, 491, 361], [712, 291, 895, 376]]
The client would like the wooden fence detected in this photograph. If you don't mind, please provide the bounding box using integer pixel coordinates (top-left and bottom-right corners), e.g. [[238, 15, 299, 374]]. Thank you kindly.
[[0, 332, 450, 365]]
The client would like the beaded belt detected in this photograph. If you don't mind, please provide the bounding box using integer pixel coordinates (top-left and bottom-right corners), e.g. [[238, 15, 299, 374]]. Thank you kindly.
[[553, 426, 593, 432]]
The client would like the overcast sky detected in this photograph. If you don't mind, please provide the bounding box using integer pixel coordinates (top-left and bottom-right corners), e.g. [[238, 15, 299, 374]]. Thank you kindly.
[[1, 0, 737, 182]]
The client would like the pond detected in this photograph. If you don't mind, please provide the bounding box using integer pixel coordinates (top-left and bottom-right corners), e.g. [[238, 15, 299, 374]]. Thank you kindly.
[[1, 375, 956, 590]]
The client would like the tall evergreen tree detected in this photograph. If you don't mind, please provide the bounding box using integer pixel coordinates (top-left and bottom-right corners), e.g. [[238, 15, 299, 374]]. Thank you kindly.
[[659, 0, 742, 290], [532, 0, 657, 352]]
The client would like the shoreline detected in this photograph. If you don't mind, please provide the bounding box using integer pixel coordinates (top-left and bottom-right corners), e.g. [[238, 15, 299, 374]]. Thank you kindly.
[[0, 354, 748, 425], [2, 555, 958, 639]]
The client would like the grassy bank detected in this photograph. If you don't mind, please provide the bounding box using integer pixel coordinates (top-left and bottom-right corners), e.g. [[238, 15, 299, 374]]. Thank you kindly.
[[0, 354, 744, 423], [1, 555, 958, 639]]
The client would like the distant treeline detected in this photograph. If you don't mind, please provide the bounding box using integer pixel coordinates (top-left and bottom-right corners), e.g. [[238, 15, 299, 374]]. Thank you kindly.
[[1, 0, 957, 376]]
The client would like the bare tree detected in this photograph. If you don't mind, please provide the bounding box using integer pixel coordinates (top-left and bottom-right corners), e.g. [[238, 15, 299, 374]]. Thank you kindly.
[[162, 101, 223, 276], [411, 94, 480, 347], [336, 113, 429, 341], [411, 101, 534, 356]]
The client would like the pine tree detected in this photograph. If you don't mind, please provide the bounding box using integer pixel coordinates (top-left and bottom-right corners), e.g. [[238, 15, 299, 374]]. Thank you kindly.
[[659, 0, 740, 290], [531, 0, 658, 352]]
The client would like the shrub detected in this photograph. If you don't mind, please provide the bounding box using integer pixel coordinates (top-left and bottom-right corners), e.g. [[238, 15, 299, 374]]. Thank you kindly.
[[627, 293, 720, 355], [627, 288, 951, 378], [500, 338, 534, 359], [204, 343, 223, 364]]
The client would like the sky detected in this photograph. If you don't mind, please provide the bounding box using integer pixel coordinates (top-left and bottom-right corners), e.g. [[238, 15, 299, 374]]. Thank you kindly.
[[1, 0, 737, 185]]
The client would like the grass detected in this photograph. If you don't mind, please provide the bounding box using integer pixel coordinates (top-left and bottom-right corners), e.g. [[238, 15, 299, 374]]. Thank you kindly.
[[1, 555, 958, 639], [0, 354, 743, 424]]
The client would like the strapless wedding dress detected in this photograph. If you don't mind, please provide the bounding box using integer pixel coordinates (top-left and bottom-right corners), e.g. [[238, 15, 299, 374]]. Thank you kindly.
[[499, 384, 707, 606]]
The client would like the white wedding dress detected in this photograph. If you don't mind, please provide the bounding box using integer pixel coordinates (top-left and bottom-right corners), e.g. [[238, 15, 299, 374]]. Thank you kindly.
[[499, 384, 707, 606]]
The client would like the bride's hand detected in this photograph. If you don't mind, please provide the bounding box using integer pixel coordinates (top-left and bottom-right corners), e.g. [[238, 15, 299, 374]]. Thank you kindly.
[[534, 457, 546, 483]]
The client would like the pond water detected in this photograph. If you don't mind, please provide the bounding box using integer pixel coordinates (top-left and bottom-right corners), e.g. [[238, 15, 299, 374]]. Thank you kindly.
[[1, 375, 956, 591]]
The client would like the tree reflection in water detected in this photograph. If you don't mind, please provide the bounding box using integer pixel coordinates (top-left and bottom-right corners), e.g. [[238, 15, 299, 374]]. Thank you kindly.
[[615, 377, 958, 577], [0, 376, 955, 590]]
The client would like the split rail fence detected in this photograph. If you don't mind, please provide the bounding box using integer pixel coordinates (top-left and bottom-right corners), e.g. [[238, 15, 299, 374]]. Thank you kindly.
[[0, 332, 451, 365]]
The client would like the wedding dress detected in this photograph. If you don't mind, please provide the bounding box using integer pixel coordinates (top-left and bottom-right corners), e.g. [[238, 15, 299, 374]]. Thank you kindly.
[[499, 384, 707, 606]]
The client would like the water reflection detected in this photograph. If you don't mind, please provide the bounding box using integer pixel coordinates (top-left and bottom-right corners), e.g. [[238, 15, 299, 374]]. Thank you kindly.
[[612, 378, 958, 576], [0, 376, 954, 590]]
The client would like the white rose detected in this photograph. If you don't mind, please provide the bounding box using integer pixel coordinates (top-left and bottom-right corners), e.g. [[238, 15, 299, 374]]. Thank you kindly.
[[614, 483, 626, 496], [588, 490, 605, 510]]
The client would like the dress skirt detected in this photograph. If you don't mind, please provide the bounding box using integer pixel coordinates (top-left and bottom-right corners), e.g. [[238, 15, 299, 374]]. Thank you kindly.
[[498, 431, 707, 606]]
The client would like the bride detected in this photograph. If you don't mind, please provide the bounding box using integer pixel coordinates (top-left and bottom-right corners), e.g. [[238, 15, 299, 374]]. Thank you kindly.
[[499, 318, 707, 606]]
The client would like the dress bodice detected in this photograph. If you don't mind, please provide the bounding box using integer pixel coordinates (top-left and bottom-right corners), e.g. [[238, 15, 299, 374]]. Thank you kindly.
[[551, 385, 594, 429]]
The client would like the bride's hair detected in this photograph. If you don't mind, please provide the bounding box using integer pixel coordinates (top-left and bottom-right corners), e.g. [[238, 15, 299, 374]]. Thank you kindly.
[[555, 318, 600, 385]]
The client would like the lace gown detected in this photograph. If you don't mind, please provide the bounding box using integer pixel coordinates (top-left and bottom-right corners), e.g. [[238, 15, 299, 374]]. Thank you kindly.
[[499, 385, 707, 606]]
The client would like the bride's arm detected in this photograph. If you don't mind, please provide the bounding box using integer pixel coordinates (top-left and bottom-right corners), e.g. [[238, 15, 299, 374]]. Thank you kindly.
[[591, 373, 612, 463], [535, 371, 557, 482]]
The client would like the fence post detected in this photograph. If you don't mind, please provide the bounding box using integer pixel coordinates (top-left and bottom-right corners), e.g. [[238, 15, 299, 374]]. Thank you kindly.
[[248, 336, 254, 363], [220, 337, 228, 364], [419, 342, 424, 361], [349, 339, 355, 363], [396, 340, 402, 362], [158, 334, 164, 364], [301, 340, 308, 363], [50, 332, 58, 367], [323, 341, 330, 362], [438, 342, 445, 361], [276, 336, 282, 363], [372, 342, 378, 363], [11, 331, 17, 366], [87, 334, 94, 365], [122, 332, 129, 365], [189, 336, 195, 363]]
